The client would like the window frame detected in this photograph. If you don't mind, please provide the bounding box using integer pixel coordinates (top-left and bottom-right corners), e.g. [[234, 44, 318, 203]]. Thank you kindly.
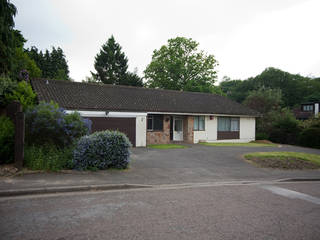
[[147, 114, 164, 132], [218, 117, 239, 132], [303, 105, 314, 112], [194, 116, 205, 131], [147, 116, 154, 131]]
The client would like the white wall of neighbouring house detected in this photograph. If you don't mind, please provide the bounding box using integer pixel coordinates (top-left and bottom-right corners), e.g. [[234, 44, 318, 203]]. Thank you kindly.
[[136, 116, 147, 147], [193, 116, 256, 143]]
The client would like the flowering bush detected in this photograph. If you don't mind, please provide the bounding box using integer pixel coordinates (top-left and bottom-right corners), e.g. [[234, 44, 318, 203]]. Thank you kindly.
[[25, 101, 91, 146], [73, 130, 131, 170]]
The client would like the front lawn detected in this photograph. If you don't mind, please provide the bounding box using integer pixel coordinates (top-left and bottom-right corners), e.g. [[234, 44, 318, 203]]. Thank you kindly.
[[148, 144, 187, 149], [199, 142, 277, 147], [244, 152, 320, 169]]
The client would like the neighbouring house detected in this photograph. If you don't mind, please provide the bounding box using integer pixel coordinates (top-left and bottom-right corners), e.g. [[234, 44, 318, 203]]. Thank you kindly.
[[294, 102, 320, 120], [31, 78, 259, 147]]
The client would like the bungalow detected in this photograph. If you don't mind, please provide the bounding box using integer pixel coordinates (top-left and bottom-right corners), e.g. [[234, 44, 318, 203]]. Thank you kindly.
[[294, 102, 320, 120], [31, 78, 259, 147]]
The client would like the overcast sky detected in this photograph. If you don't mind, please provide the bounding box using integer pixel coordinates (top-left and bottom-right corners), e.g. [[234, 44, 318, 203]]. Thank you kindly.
[[12, 0, 320, 82]]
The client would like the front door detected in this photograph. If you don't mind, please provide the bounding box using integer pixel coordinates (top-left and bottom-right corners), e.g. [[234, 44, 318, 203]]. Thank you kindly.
[[173, 117, 183, 141]]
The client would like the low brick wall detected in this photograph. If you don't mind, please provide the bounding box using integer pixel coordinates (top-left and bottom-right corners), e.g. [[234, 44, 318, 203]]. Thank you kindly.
[[146, 115, 170, 144]]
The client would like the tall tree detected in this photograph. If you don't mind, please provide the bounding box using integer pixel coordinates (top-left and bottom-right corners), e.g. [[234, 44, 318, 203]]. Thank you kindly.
[[123, 68, 143, 87], [0, 0, 18, 74], [144, 37, 219, 93], [92, 35, 128, 84], [25, 46, 70, 80]]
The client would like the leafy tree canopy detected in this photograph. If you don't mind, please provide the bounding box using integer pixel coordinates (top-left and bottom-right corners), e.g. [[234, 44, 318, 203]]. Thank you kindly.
[[220, 67, 320, 107], [243, 87, 283, 114], [25, 46, 70, 81], [144, 37, 219, 93]]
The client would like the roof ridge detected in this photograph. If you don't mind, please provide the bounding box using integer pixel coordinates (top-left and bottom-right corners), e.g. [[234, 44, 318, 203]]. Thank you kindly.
[[31, 78, 225, 97]]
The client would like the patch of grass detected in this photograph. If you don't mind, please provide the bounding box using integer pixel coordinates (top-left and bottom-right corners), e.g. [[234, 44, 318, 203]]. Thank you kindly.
[[199, 142, 277, 147], [244, 152, 320, 169], [147, 144, 187, 149]]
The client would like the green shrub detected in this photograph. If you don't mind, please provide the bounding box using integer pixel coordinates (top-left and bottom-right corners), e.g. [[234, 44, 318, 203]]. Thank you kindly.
[[24, 144, 74, 171], [268, 108, 301, 144], [25, 101, 91, 147], [0, 116, 15, 164], [73, 130, 132, 170], [299, 128, 320, 149], [0, 76, 17, 107], [4, 80, 36, 110], [256, 132, 269, 140]]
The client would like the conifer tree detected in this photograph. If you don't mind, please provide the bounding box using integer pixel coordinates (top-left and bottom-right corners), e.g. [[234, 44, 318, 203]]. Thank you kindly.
[[92, 35, 128, 84]]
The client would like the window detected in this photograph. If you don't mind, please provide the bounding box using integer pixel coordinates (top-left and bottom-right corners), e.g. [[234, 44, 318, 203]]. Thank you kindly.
[[194, 116, 205, 131], [147, 115, 163, 131], [218, 117, 239, 131], [303, 105, 313, 111]]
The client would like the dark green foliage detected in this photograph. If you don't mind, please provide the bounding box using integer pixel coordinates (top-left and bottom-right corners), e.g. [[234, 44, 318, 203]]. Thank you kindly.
[[123, 71, 143, 87], [73, 130, 131, 170], [24, 144, 75, 171], [268, 109, 301, 144], [243, 87, 282, 114], [0, 0, 17, 74], [0, 116, 14, 164], [25, 102, 91, 147], [25, 46, 70, 80], [256, 132, 269, 140], [4, 80, 36, 110], [92, 35, 128, 85], [144, 36, 219, 93], [243, 87, 283, 139], [10, 45, 41, 81], [299, 128, 320, 149], [220, 67, 320, 107], [0, 75, 16, 107]]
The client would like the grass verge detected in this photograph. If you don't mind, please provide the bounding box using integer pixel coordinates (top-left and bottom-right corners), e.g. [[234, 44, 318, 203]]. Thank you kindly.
[[199, 142, 277, 147], [244, 152, 320, 169], [147, 144, 187, 149]]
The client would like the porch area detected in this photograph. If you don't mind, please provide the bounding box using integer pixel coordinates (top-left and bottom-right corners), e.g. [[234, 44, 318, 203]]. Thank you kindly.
[[146, 114, 194, 145]]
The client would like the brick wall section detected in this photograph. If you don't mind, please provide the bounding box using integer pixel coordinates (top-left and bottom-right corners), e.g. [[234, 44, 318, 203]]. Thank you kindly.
[[183, 116, 194, 143], [146, 115, 171, 144]]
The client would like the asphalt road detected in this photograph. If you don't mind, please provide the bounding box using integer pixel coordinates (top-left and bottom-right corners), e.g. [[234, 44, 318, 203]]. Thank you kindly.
[[1, 181, 320, 240]]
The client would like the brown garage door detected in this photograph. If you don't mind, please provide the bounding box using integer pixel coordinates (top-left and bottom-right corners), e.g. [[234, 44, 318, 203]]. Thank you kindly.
[[88, 117, 136, 147]]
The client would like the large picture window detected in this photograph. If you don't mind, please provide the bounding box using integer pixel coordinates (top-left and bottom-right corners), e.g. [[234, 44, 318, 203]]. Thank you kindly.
[[147, 114, 163, 131], [218, 117, 239, 132], [194, 116, 205, 131]]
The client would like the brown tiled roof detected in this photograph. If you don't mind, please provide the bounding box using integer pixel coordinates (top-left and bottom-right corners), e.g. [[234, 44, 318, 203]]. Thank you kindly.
[[31, 78, 259, 116]]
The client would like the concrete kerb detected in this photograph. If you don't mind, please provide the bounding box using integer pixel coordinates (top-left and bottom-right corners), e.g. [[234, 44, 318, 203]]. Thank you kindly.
[[2, 178, 320, 198], [0, 184, 152, 197]]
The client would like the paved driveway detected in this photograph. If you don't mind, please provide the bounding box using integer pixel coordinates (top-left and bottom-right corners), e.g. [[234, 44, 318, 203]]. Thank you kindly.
[[129, 144, 320, 184], [1, 144, 320, 191]]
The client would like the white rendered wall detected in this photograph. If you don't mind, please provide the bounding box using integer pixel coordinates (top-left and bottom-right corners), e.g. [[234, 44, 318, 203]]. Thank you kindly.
[[193, 116, 256, 143], [193, 116, 217, 143], [136, 116, 147, 147], [239, 117, 256, 142]]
